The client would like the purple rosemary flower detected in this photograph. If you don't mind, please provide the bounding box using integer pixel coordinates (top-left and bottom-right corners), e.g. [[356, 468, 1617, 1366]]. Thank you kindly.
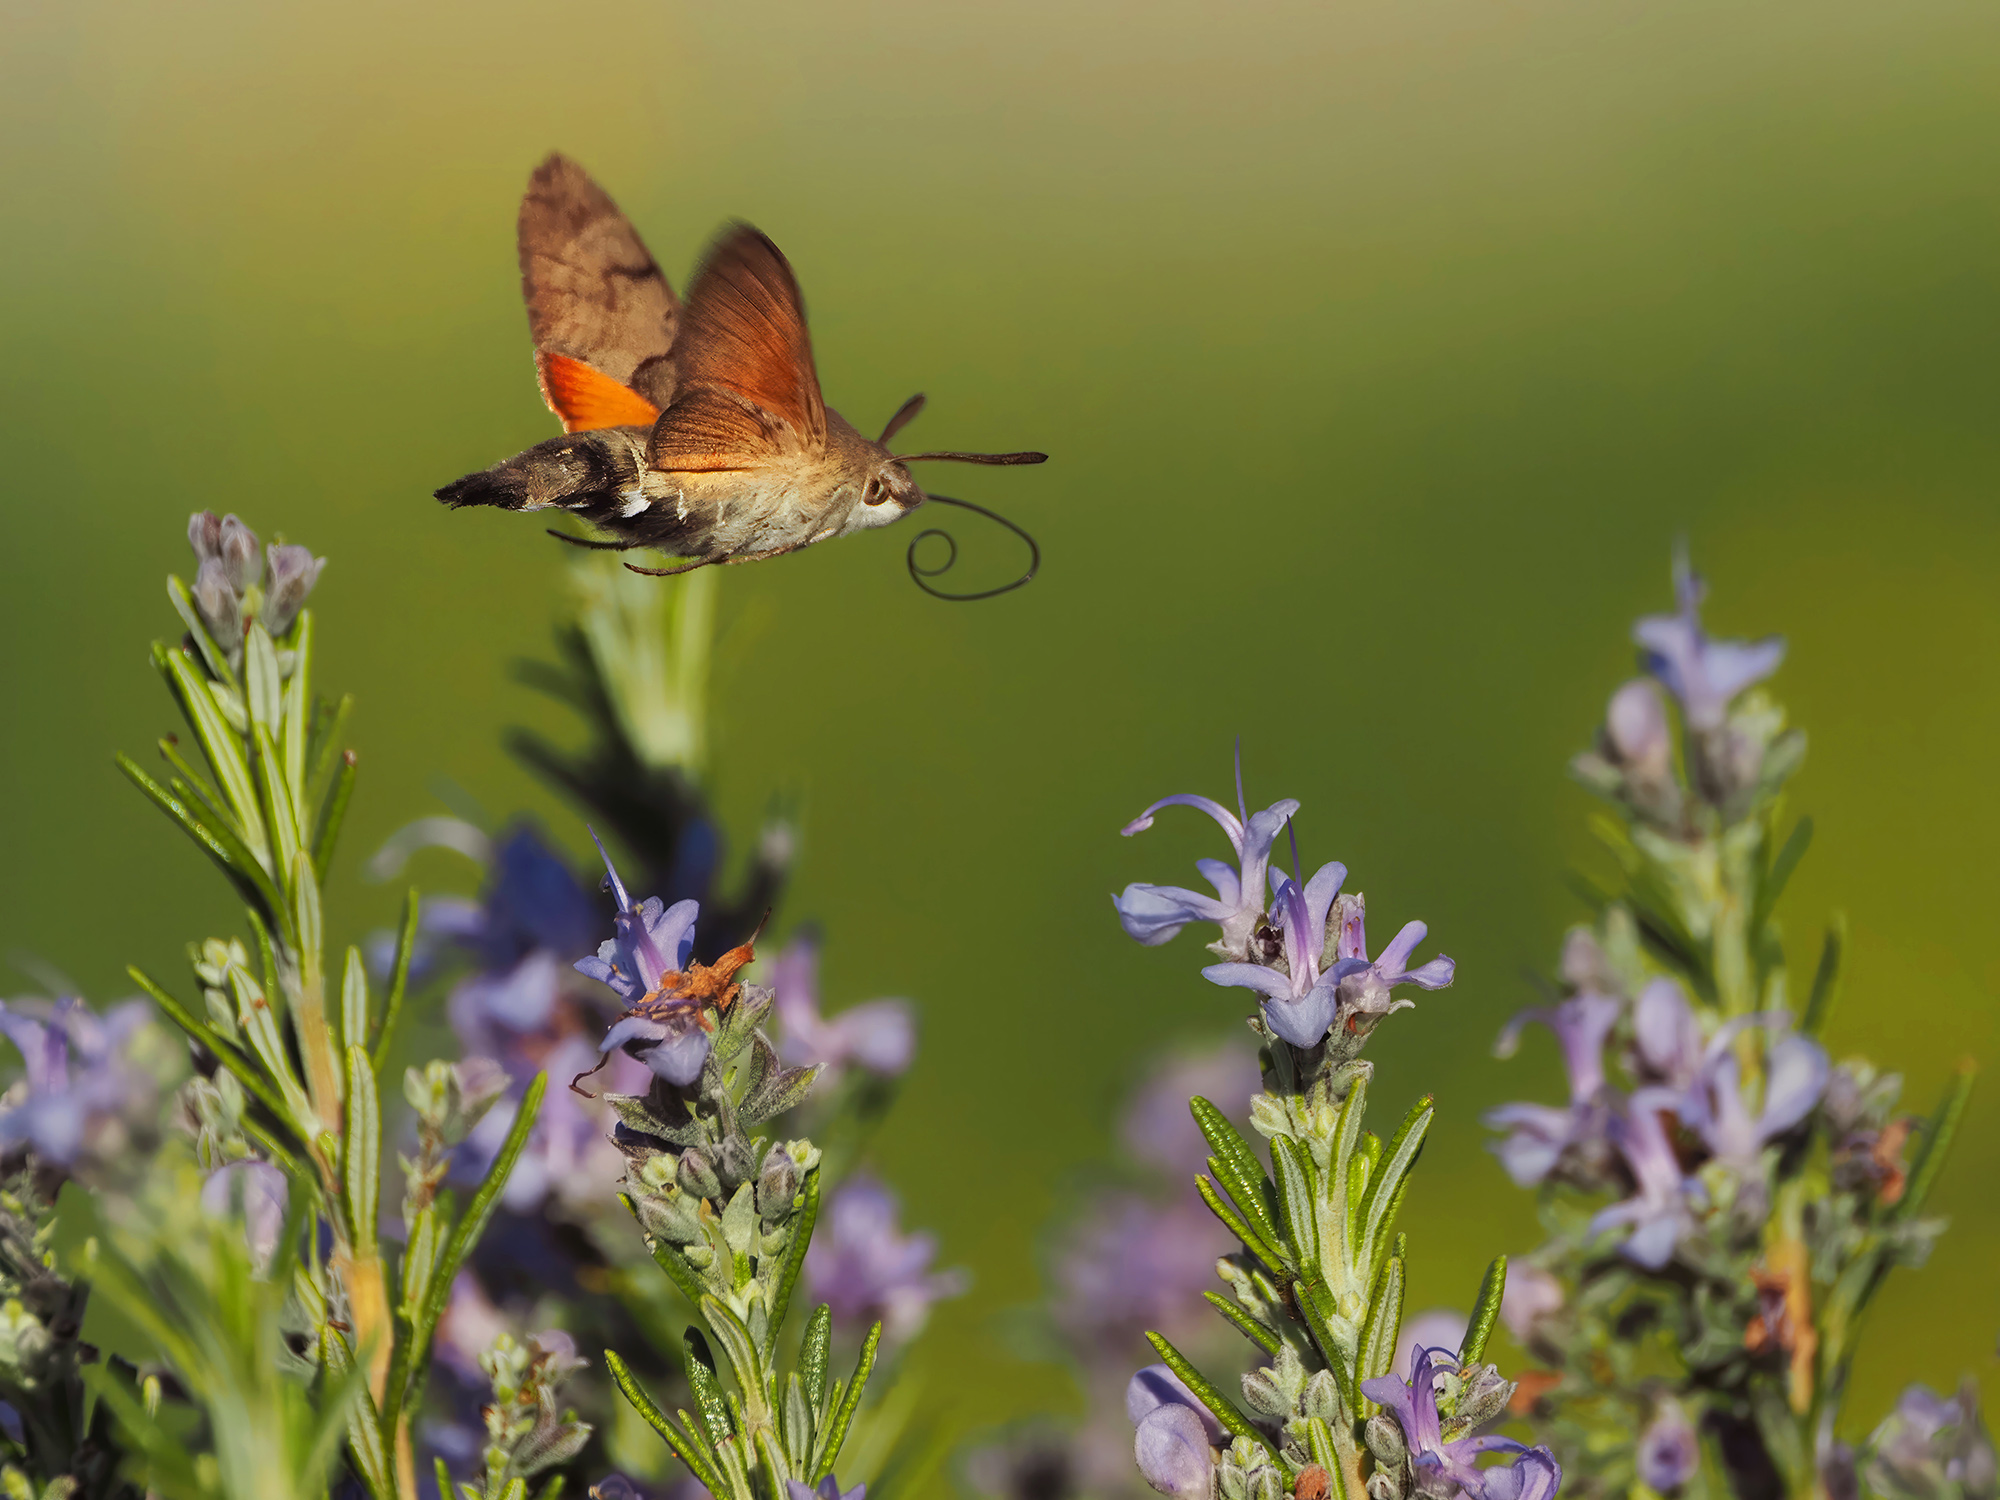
[[1633, 557, 1785, 733], [769, 937, 915, 1080], [804, 1176, 967, 1345], [1692, 1025, 1827, 1170], [1118, 1044, 1262, 1179], [1127, 1365, 1222, 1499], [1201, 862, 1347, 1046], [1055, 1194, 1230, 1360], [575, 833, 711, 1087], [1113, 752, 1298, 960], [1484, 991, 1620, 1187], [199, 1159, 289, 1272], [1361, 1347, 1563, 1500], [787, 1478, 866, 1500], [1327, 892, 1456, 1022], [1604, 679, 1672, 777], [1499, 1265, 1566, 1344], [1866, 1382, 1997, 1500], [1589, 1089, 1703, 1269], [0, 997, 154, 1168], [1630, 978, 1703, 1090], [1637, 1399, 1699, 1493]]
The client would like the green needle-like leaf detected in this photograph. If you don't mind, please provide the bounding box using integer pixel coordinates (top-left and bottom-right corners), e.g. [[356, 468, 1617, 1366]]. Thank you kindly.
[[344, 1045, 380, 1247], [126, 965, 297, 1146], [371, 888, 419, 1078], [1356, 1254, 1405, 1413], [1195, 1175, 1287, 1274], [1897, 1063, 1975, 1221], [763, 1166, 820, 1360], [683, 1329, 736, 1449], [163, 647, 270, 866], [603, 1349, 728, 1497], [1270, 1134, 1319, 1270], [800, 1304, 833, 1417], [314, 748, 358, 883], [1203, 1291, 1282, 1356], [118, 755, 284, 917], [1191, 1096, 1282, 1243], [1801, 915, 1846, 1038], [812, 1321, 882, 1483], [1459, 1255, 1507, 1365], [1142, 1331, 1278, 1464], [340, 946, 370, 1055], [1753, 816, 1813, 938]]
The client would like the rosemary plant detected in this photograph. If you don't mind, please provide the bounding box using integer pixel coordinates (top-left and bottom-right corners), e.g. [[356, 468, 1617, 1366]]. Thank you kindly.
[[114, 514, 545, 1500]]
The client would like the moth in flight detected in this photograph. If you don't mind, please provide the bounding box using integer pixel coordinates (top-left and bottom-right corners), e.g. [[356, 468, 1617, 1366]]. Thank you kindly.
[[436, 154, 1045, 597]]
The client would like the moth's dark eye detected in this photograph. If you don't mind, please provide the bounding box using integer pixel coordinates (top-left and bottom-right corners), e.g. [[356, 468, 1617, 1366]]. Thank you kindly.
[[863, 476, 887, 505]]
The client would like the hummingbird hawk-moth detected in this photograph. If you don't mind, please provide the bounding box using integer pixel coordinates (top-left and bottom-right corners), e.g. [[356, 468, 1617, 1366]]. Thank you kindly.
[[435, 154, 1046, 596]]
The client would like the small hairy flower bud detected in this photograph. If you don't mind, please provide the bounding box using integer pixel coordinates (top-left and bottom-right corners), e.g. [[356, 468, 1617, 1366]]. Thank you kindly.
[[1302, 1371, 1340, 1425], [678, 1147, 721, 1200], [1365, 1414, 1407, 1468], [261, 543, 325, 636], [718, 1133, 758, 1191], [1367, 1472, 1404, 1500], [1248, 1465, 1286, 1500], [757, 1149, 798, 1223], [633, 1188, 703, 1246], [193, 558, 245, 653], [1219, 1464, 1250, 1500], [1241, 1369, 1291, 1419], [1449, 1363, 1514, 1435]]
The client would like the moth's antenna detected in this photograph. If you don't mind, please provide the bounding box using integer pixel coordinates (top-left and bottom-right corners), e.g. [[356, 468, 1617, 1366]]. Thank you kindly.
[[880, 393, 927, 445], [907, 494, 1040, 602], [896, 450, 1048, 466], [547, 529, 632, 551]]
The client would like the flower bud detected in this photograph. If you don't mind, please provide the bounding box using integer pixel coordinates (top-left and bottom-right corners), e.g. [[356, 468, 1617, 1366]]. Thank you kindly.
[[718, 1133, 757, 1191], [215, 515, 261, 592], [1248, 1465, 1286, 1500], [262, 544, 326, 636], [678, 1147, 721, 1200], [193, 558, 245, 653], [1606, 679, 1671, 774], [1367, 1473, 1403, 1500], [1302, 1371, 1340, 1425], [1638, 1398, 1699, 1493], [1219, 1463, 1251, 1500], [1241, 1368, 1290, 1418], [757, 1148, 798, 1223], [633, 1187, 703, 1246], [1365, 1414, 1407, 1468], [188, 511, 222, 561]]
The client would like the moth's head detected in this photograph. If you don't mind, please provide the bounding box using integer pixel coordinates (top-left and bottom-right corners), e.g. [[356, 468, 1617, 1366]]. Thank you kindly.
[[857, 458, 926, 526], [865, 391, 1046, 530]]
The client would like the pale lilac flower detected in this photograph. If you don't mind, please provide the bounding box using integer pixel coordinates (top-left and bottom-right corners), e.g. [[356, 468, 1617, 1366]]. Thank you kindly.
[[0, 997, 154, 1167], [1637, 1399, 1699, 1492], [1114, 753, 1299, 960], [1327, 892, 1456, 1021], [576, 832, 711, 1086], [1362, 1347, 1563, 1500], [1484, 992, 1620, 1187], [262, 544, 327, 636], [1589, 1089, 1703, 1269], [1127, 1365, 1222, 1498], [769, 937, 914, 1080], [1201, 862, 1348, 1046], [200, 1159, 289, 1272], [804, 1177, 967, 1345], [1866, 1382, 1996, 1500], [787, 1479, 866, 1500], [1056, 1195, 1230, 1358], [188, 512, 262, 593], [1396, 1309, 1469, 1379], [1605, 679, 1672, 775], [1630, 978, 1703, 1090], [1499, 1266, 1566, 1343], [1633, 558, 1785, 732], [433, 1270, 512, 1384], [1119, 1044, 1262, 1178], [1693, 1028, 1827, 1170]]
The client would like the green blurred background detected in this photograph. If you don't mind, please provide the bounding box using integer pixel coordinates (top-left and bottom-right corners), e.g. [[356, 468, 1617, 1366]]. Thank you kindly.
[[4, 0, 1997, 1460]]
